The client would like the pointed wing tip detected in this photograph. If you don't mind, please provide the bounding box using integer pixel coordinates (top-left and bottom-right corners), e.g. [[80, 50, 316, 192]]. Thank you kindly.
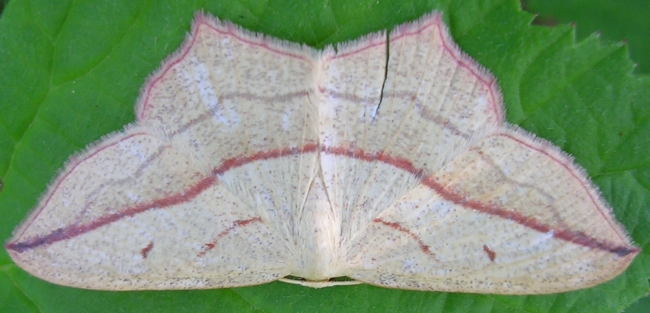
[[494, 128, 638, 244], [5, 127, 154, 254], [5, 240, 25, 253], [389, 11, 506, 124], [615, 244, 641, 258]]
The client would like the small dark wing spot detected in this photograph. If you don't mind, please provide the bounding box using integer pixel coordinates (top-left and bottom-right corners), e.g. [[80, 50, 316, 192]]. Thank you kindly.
[[140, 241, 154, 259], [483, 245, 496, 262]]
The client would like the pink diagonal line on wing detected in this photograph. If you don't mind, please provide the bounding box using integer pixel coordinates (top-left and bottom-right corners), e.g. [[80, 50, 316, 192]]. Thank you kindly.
[[8, 141, 638, 258], [197, 217, 263, 257]]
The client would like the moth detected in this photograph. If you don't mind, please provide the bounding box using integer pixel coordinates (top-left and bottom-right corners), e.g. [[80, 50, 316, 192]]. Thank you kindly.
[[6, 12, 638, 294]]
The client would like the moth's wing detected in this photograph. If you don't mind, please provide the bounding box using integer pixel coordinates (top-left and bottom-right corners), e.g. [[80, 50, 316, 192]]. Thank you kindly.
[[317, 14, 503, 243], [345, 129, 639, 294], [136, 13, 318, 168], [134, 14, 321, 240], [6, 127, 292, 290]]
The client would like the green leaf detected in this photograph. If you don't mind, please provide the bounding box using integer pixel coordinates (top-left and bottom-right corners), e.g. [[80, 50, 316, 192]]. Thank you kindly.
[[0, 0, 648, 312], [524, 0, 650, 75]]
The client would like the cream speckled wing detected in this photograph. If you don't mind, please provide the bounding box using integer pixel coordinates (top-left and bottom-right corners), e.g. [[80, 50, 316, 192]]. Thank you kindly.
[[134, 15, 322, 269], [6, 127, 292, 289], [344, 130, 637, 294], [336, 17, 637, 294], [6, 12, 638, 294], [6, 14, 320, 290], [316, 14, 503, 252]]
